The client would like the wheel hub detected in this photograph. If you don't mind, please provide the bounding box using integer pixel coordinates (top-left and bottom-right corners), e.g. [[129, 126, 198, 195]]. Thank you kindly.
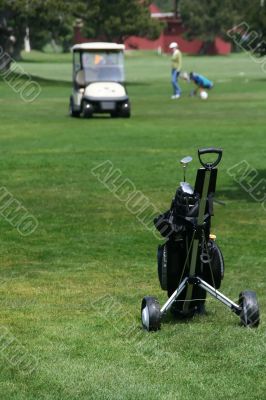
[[141, 306, 149, 330]]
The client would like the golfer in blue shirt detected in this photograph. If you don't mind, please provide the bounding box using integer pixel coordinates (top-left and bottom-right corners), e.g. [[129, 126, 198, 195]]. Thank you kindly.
[[189, 72, 214, 96]]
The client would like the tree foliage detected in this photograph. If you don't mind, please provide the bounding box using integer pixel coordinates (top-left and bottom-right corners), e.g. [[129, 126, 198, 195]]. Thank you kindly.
[[0, 0, 75, 59], [243, 1, 266, 55], [78, 0, 163, 43], [0, 0, 264, 61], [179, 0, 242, 42], [178, 0, 266, 55], [0, 0, 163, 64]]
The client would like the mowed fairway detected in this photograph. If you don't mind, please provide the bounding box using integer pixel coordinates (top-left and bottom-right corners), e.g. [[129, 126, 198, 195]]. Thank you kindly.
[[0, 51, 265, 400]]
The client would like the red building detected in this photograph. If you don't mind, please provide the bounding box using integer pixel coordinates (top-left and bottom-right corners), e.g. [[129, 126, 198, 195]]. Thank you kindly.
[[74, 3, 231, 55]]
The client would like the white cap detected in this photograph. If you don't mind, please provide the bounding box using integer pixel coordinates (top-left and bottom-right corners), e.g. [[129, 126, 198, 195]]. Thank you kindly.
[[169, 42, 178, 49]]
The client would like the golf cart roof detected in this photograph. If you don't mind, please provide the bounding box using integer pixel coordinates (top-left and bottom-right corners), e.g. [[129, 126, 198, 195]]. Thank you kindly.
[[72, 42, 125, 52]]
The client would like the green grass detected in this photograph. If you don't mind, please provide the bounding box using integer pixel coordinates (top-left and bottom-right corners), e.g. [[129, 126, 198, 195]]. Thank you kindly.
[[0, 50, 265, 400]]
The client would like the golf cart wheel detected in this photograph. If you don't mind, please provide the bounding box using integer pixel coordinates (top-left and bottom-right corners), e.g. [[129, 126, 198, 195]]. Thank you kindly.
[[141, 296, 161, 331], [69, 96, 80, 117], [239, 290, 260, 327], [81, 101, 93, 118]]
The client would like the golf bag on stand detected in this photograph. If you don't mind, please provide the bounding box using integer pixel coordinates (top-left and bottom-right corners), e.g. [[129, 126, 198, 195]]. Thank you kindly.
[[141, 148, 260, 331]]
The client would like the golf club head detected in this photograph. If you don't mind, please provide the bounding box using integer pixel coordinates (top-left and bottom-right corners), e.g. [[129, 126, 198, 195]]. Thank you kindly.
[[180, 156, 192, 182], [180, 181, 194, 195], [180, 156, 193, 166]]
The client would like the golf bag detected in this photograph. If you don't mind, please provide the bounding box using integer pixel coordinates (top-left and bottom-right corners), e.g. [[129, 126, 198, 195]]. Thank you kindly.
[[141, 148, 260, 330], [154, 153, 224, 317]]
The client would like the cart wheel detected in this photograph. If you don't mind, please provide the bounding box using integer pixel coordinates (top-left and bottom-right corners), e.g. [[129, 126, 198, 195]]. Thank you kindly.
[[141, 296, 161, 331], [239, 290, 260, 327], [69, 96, 80, 117]]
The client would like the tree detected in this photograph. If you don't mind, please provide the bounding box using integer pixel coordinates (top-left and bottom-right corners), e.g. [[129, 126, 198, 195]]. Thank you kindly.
[[78, 0, 163, 43], [243, 1, 266, 56], [0, 0, 77, 60], [179, 0, 244, 46], [0, 0, 163, 69], [216, 0, 266, 56], [0, 12, 14, 69]]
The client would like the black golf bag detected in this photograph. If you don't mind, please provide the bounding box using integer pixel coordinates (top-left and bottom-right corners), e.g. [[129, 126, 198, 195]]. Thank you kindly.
[[141, 148, 260, 331], [154, 162, 224, 317]]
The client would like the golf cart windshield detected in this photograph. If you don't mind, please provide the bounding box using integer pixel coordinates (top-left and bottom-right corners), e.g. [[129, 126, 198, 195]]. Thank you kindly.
[[79, 50, 125, 83]]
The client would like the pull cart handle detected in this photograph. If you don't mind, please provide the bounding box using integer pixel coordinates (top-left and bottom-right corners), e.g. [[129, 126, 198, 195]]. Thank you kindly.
[[198, 148, 223, 169]]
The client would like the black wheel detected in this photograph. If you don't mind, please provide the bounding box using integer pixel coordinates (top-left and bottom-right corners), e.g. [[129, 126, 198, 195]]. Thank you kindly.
[[141, 296, 161, 331], [81, 101, 93, 118], [239, 290, 260, 327], [69, 96, 80, 117]]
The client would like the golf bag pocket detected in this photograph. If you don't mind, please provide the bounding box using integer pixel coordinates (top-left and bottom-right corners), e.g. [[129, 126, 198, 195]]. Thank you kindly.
[[201, 240, 224, 289], [154, 211, 174, 238], [154, 210, 186, 238], [157, 240, 185, 293]]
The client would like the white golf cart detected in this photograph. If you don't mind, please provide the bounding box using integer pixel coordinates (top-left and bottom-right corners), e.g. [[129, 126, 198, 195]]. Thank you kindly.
[[69, 42, 130, 118]]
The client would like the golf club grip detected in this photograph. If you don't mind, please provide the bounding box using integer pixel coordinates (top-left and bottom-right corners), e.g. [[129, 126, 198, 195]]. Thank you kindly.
[[198, 148, 223, 169]]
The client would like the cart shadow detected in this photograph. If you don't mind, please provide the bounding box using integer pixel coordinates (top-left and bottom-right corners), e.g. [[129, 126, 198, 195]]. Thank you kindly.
[[161, 312, 209, 327], [161, 313, 241, 329], [65, 115, 126, 120]]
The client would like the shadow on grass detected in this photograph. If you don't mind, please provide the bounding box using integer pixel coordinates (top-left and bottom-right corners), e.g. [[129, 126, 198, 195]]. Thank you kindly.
[[1, 72, 150, 88], [253, 78, 266, 83], [31, 77, 149, 87], [217, 169, 266, 203], [29, 74, 70, 87], [19, 58, 70, 64], [67, 115, 115, 120], [31, 77, 150, 88], [0, 72, 70, 87]]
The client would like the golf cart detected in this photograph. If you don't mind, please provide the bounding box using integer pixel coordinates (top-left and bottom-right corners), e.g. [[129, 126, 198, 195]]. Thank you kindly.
[[69, 42, 130, 118]]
